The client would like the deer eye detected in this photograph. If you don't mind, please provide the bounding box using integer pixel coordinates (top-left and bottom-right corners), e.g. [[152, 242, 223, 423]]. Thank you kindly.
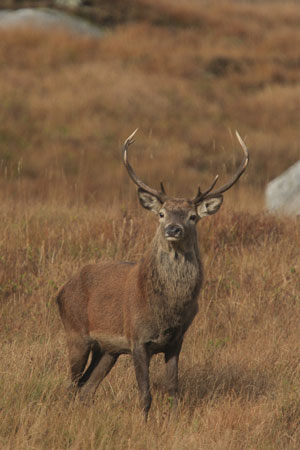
[[159, 212, 165, 218], [189, 214, 197, 221]]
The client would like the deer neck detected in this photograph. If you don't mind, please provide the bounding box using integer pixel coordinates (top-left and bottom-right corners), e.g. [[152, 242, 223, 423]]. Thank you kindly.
[[143, 229, 203, 324], [140, 229, 202, 330], [152, 227, 201, 266]]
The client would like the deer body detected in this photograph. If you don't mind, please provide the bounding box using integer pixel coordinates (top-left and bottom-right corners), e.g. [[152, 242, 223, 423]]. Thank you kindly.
[[58, 222, 202, 352], [57, 130, 249, 419]]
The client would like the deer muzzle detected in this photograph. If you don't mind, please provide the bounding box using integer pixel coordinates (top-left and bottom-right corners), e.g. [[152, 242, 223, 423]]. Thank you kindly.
[[164, 224, 184, 241]]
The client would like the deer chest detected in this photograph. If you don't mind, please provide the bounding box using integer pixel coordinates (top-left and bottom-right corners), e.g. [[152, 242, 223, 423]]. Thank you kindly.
[[146, 326, 182, 353]]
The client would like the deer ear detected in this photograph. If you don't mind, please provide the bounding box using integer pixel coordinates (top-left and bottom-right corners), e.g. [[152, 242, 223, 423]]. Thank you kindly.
[[138, 188, 162, 213], [196, 196, 223, 218]]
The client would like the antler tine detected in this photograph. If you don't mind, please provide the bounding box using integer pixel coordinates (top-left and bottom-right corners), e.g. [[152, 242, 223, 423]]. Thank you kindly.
[[122, 130, 167, 202], [192, 131, 249, 204], [160, 181, 166, 195], [191, 175, 219, 204]]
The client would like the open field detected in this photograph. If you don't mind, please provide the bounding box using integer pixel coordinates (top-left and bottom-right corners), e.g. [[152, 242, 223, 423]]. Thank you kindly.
[[1, 1, 300, 449]]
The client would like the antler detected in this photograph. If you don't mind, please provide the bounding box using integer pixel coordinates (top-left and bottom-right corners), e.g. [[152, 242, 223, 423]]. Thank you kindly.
[[191, 131, 249, 205], [122, 129, 168, 202]]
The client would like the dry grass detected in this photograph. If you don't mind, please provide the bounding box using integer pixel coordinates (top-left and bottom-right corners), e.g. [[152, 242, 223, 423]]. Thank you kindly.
[[1, 1, 300, 449], [2, 203, 300, 450]]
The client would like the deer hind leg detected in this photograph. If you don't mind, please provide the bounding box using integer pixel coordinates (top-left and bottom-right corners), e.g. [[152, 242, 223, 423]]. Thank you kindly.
[[67, 334, 91, 388], [78, 340, 102, 387], [79, 352, 118, 403]]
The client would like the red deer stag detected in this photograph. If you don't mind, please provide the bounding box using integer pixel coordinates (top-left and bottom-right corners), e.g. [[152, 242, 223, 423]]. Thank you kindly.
[[57, 130, 249, 419]]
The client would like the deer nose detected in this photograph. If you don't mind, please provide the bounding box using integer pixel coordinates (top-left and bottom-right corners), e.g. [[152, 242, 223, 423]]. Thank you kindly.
[[165, 224, 184, 240]]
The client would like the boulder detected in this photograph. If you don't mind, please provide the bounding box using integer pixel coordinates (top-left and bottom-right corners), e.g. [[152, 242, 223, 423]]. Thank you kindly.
[[265, 160, 300, 215], [0, 8, 103, 36]]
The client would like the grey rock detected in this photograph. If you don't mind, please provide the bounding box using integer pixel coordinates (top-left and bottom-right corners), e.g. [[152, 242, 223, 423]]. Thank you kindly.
[[0, 8, 103, 37], [265, 160, 300, 215]]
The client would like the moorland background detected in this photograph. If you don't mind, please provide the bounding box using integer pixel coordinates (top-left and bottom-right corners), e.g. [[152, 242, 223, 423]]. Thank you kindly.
[[1, 1, 300, 449]]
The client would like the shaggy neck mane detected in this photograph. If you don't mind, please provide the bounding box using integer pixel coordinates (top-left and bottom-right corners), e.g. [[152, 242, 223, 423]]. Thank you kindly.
[[142, 229, 203, 329]]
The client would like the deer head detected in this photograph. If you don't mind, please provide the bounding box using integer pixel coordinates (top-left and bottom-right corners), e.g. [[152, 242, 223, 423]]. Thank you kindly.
[[122, 129, 249, 247]]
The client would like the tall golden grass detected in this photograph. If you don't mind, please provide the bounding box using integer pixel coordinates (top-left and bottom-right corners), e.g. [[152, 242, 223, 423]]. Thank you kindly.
[[1, 1, 300, 449]]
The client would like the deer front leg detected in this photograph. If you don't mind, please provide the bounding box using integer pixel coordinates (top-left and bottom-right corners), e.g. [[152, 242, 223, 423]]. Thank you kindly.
[[132, 344, 152, 420], [165, 340, 182, 409]]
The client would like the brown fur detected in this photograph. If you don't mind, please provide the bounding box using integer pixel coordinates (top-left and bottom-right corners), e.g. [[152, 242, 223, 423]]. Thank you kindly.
[[57, 195, 222, 419], [53, 128, 247, 418]]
